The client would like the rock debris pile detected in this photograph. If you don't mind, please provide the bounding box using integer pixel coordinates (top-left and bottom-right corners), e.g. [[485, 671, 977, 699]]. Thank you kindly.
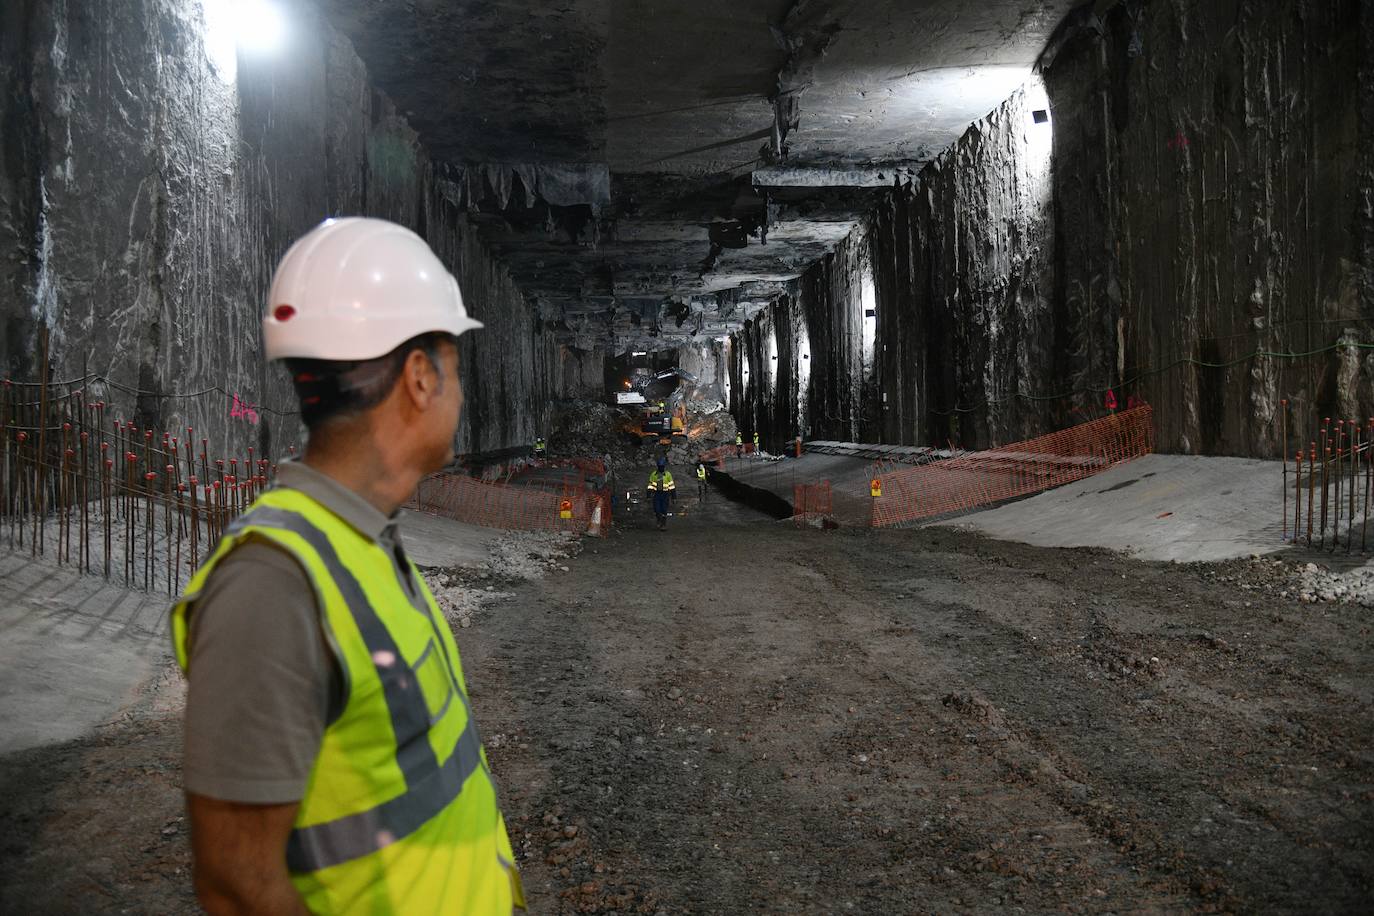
[[548, 398, 737, 479], [1194, 554, 1374, 608], [422, 530, 579, 629]]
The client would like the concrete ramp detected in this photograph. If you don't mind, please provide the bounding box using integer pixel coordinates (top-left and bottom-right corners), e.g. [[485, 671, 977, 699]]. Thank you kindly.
[[933, 454, 1286, 562]]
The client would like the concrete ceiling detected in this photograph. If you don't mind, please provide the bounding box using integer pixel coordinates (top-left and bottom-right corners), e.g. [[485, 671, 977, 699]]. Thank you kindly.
[[319, 0, 1077, 351]]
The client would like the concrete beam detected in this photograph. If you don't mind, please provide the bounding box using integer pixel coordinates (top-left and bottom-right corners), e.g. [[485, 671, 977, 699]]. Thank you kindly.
[[751, 164, 922, 188]]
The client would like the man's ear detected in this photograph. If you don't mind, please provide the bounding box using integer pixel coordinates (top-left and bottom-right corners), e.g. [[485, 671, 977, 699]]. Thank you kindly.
[[401, 347, 440, 409]]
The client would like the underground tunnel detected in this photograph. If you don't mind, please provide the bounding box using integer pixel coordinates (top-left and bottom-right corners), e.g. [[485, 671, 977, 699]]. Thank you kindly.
[[1, 0, 1372, 913]]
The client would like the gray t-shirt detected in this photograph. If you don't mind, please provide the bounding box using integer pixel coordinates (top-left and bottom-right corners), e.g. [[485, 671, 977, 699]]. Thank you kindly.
[[182, 461, 424, 804]]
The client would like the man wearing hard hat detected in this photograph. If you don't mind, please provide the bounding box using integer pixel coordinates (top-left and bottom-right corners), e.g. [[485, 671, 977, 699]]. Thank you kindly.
[[172, 218, 524, 914]]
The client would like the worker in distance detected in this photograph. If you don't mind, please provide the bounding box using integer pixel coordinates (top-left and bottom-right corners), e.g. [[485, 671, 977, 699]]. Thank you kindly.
[[173, 217, 524, 914]]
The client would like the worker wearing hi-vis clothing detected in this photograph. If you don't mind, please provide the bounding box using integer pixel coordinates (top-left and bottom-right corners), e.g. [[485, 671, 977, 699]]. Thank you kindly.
[[647, 459, 676, 530], [735, 432, 743, 458], [533, 436, 547, 458], [173, 218, 524, 915], [696, 461, 708, 501], [753, 431, 760, 454]]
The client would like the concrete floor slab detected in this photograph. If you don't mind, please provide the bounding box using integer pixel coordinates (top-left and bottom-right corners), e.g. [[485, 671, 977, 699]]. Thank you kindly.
[[933, 453, 1287, 562], [0, 552, 171, 754], [398, 509, 506, 568]]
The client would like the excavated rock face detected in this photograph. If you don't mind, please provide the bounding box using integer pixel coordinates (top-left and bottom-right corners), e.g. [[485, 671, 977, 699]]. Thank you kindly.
[[730, 0, 1374, 457], [4, 0, 1368, 459], [0, 0, 593, 455]]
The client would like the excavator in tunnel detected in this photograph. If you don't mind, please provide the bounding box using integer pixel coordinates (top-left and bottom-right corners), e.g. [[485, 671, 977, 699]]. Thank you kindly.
[[612, 367, 698, 442]]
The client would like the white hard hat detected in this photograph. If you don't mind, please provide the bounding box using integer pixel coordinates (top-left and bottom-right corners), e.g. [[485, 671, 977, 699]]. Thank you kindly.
[[264, 217, 482, 362]]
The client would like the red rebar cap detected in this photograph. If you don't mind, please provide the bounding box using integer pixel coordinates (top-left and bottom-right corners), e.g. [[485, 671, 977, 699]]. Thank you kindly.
[[80, 431, 88, 440], [178, 484, 186, 493], [166, 465, 174, 473], [144, 472, 157, 481], [65, 448, 74, 457], [100, 442, 108, 451], [189, 476, 198, 485], [63, 422, 71, 431], [212, 481, 221, 489], [126, 452, 137, 462], [16, 432, 25, 441], [104, 459, 112, 468]]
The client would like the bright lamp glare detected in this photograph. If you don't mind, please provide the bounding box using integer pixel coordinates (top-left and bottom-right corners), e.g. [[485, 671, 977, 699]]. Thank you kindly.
[[201, 0, 287, 83], [237, 0, 287, 54]]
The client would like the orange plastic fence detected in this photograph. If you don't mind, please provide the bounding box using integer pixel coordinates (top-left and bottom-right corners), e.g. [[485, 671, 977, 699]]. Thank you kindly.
[[699, 443, 755, 467], [792, 480, 833, 527], [869, 405, 1154, 527], [407, 471, 611, 537]]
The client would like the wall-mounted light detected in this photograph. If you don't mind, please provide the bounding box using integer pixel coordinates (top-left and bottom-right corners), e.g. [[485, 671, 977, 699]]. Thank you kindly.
[[1031, 109, 1050, 125]]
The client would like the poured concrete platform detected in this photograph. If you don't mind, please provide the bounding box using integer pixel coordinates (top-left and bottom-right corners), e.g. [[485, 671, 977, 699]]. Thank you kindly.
[[0, 510, 500, 756], [934, 454, 1286, 562], [0, 552, 171, 755], [714, 450, 1291, 563]]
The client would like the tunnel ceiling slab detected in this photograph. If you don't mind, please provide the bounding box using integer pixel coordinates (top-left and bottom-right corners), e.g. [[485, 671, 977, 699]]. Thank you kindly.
[[318, 0, 1076, 345]]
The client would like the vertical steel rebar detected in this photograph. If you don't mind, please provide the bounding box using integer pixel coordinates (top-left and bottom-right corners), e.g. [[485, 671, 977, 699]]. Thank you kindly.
[[34, 329, 49, 557], [1294, 450, 1304, 546], [1365, 422, 1372, 554], [189, 476, 199, 570], [1350, 425, 1359, 554], [1335, 446, 1344, 552], [1320, 445, 1330, 549], [164, 466, 174, 595], [80, 430, 89, 574], [175, 484, 185, 593], [144, 470, 155, 591], [102, 452, 112, 579], [124, 453, 135, 586]]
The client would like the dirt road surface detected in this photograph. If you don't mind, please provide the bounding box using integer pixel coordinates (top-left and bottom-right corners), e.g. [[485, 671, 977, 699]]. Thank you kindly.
[[2, 490, 1371, 914]]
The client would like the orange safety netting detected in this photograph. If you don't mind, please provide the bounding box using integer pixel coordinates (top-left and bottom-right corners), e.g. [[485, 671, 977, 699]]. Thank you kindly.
[[406, 471, 611, 537], [869, 405, 1155, 527], [792, 480, 833, 527]]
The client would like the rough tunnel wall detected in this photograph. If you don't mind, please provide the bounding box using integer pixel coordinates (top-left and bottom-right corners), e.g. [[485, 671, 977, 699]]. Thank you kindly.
[[861, 0, 1370, 456], [0, 0, 560, 460], [1049, 0, 1371, 456], [793, 228, 867, 443], [870, 82, 1057, 451], [555, 346, 605, 403], [677, 341, 725, 404]]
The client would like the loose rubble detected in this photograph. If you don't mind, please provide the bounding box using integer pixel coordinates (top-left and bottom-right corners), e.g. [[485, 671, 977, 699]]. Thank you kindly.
[[1192, 554, 1374, 608], [422, 530, 580, 629], [548, 398, 737, 480]]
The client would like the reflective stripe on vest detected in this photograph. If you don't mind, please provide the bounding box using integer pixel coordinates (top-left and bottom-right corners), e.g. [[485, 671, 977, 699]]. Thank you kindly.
[[227, 507, 442, 791], [219, 507, 486, 873], [174, 490, 522, 912]]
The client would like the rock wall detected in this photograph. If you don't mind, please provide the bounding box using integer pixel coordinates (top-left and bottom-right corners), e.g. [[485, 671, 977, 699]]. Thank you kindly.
[[0, 0, 563, 460], [732, 0, 1372, 457], [1043, 0, 1371, 456], [730, 229, 869, 453]]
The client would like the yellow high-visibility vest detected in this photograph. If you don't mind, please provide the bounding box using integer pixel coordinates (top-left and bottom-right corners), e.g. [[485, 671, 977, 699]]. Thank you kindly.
[[647, 471, 675, 492], [696, 465, 707, 481], [172, 487, 524, 914]]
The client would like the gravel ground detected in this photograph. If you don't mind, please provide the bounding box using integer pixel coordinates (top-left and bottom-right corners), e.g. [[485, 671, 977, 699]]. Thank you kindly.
[[2, 497, 1371, 914]]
